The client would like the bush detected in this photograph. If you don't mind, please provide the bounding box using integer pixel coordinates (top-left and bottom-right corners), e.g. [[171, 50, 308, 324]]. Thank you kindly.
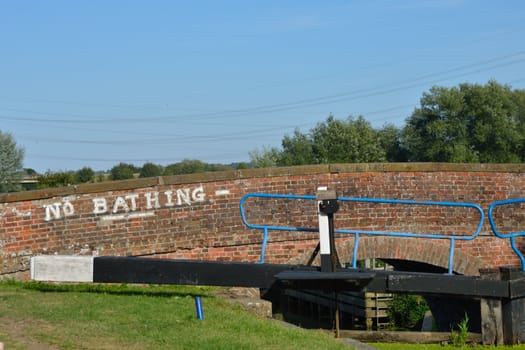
[[75, 167, 95, 183], [388, 294, 429, 330], [110, 162, 138, 180], [37, 171, 76, 188]]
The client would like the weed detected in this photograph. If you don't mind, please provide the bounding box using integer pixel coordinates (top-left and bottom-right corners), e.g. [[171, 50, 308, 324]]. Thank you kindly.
[[450, 312, 469, 347]]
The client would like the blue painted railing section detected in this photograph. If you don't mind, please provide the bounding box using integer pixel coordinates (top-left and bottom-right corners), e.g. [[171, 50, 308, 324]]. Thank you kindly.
[[239, 193, 485, 274], [336, 197, 484, 274], [239, 193, 318, 264], [488, 198, 525, 271]]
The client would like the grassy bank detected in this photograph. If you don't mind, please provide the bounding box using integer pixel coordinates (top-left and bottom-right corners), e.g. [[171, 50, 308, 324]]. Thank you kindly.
[[4, 281, 525, 349], [0, 281, 349, 350]]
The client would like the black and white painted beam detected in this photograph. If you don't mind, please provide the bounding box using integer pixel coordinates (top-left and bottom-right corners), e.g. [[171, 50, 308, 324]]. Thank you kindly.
[[30, 255, 513, 298], [30, 255, 308, 288]]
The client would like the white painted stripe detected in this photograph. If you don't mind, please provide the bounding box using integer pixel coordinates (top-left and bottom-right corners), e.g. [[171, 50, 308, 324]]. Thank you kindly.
[[215, 189, 230, 196], [31, 256, 94, 282], [318, 210, 331, 255], [100, 211, 155, 222], [317, 186, 331, 255]]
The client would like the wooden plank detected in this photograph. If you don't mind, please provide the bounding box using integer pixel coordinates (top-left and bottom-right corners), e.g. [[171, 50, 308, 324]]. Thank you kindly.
[[387, 274, 508, 298], [93, 256, 304, 288], [480, 298, 504, 345], [284, 289, 390, 318], [339, 330, 482, 344]]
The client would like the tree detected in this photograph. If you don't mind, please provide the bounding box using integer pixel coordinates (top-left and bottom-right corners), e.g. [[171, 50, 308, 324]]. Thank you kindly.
[[235, 162, 250, 170], [164, 159, 232, 175], [0, 131, 25, 192], [249, 146, 280, 168], [378, 124, 409, 162], [402, 81, 525, 162], [75, 167, 95, 183], [310, 115, 386, 163], [139, 162, 163, 178], [24, 168, 37, 175], [278, 129, 315, 166], [165, 159, 207, 175], [250, 115, 388, 167], [110, 162, 137, 180]]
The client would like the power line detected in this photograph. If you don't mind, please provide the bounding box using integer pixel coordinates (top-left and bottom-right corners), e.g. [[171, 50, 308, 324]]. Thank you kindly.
[[15, 124, 304, 145], [1, 50, 525, 126], [7, 50, 525, 167], [26, 152, 248, 164]]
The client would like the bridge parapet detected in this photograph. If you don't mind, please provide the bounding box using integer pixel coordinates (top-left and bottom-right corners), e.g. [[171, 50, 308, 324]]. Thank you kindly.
[[2, 163, 525, 278]]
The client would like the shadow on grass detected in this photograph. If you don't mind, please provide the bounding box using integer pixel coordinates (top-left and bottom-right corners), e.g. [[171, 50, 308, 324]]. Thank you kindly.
[[2, 280, 213, 298]]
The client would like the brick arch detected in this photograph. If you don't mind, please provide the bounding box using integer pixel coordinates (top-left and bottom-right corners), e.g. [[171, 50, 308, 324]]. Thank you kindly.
[[290, 237, 484, 276]]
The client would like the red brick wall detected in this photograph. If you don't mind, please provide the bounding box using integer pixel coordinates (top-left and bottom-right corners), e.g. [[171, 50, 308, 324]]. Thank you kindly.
[[2, 163, 525, 278]]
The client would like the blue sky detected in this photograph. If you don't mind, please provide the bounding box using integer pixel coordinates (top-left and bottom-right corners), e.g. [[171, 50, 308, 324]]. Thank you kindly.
[[1, 1, 524, 173]]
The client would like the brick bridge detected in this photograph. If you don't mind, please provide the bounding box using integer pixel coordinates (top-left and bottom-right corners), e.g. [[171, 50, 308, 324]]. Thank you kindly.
[[2, 163, 525, 279]]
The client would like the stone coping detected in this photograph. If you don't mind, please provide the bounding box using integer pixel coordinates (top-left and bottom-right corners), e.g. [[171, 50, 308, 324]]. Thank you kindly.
[[2, 163, 524, 203]]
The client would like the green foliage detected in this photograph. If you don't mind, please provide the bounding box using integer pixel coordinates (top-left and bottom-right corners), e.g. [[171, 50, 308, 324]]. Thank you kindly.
[[13, 81, 525, 184], [402, 80, 525, 162], [34, 168, 95, 189], [450, 313, 469, 347], [235, 162, 250, 170], [249, 81, 525, 167], [388, 294, 429, 330], [249, 146, 280, 168], [75, 166, 95, 183], [378, 124, 409, 162], [110, 162, 138, 180], [164, 159, 232, 175], [278, 129, 316, 166], [252, 115, 388, 167], [139, 162, 164, 178], [37, 171, 76, 188], [0, 130, 25, 192], [311, 115, 386, 163]]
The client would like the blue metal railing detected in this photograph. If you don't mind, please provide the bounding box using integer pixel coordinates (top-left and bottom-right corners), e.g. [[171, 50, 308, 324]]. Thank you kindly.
[[488, 198, 525, 271], [336, 196, 484, 274], [239, 193, 318, 263], [240, 193, 485, 274]]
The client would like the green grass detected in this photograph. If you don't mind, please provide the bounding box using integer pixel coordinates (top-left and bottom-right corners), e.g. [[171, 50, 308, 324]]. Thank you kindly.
[[4, 281, 525, 350], [0, 281, 350, 350]]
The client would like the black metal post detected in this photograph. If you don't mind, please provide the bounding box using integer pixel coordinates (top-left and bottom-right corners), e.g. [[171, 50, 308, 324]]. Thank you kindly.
[[316, 188, 340, 337], [316, 189, 339, 273]]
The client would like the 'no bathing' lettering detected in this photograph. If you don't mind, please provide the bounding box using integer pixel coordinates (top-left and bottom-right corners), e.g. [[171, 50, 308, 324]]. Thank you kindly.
[[44, 186, 205, 221]]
